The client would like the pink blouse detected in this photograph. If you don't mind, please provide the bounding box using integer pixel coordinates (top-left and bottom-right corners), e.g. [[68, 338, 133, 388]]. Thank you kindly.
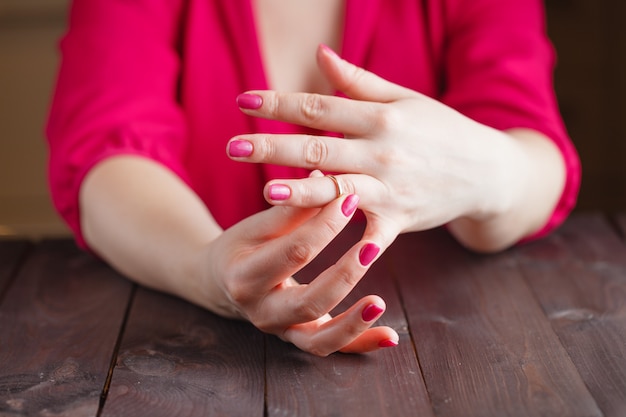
[[46, 0, 581, 248]]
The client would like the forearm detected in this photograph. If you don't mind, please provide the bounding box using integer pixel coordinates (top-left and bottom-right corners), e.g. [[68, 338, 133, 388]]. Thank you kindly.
[[448, 128, 566, 252], [80, 155, 223, 309]]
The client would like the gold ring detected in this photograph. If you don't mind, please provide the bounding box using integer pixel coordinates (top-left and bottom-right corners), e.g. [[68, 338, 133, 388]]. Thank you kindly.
[[326, 175, 343, 199]]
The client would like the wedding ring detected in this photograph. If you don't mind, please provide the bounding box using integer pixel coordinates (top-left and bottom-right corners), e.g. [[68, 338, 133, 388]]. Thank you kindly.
[[326, 175, 344, 199]]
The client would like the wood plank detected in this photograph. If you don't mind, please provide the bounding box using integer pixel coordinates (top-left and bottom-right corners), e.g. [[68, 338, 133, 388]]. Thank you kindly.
[[517, 213, 626, 417], [615, 212, 626, 240], [0, 240, 30, 303], [101, 288, 265, 417], [266, 224, 435, 417], [390, 227, 602, 417], [0, 239, 133, 416]]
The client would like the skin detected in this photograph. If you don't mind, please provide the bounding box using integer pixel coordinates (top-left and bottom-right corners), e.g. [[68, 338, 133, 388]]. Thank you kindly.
[[81, 159, 397, 356], [80, 1, 566, 356], [230, 45, 566, 254]]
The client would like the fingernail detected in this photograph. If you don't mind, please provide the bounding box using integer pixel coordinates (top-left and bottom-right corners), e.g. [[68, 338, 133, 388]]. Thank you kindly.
[[320, 44, 339, 59], [228, 139, 253, 157], [341, 194, 359, 217], [359, 243, 380, 266], [236, 93, 263, 110], [269, 184, 291, 201], [378, 339, 398, 348], [362, 304, 384, 322]]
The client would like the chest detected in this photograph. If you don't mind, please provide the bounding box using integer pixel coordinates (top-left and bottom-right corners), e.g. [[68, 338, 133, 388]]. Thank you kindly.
[[252, 0, 345, 94]]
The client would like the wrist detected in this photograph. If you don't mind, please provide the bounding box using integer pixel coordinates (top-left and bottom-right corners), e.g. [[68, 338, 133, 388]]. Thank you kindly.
[[185, 239, 245, 319], [466, 128, 525, 222], [448, 128, 530, 252]]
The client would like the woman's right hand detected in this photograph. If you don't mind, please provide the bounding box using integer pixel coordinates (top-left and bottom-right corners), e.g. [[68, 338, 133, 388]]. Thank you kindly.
[[81, 157, 396, 356], [198, 187, 398, 356]]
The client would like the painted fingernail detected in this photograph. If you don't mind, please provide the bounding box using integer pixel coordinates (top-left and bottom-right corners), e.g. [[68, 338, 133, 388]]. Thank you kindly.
[[378, 339, 398, 348], [269, 184, 291, 201], [359, 243, 380, 266], [341, 194, 359, 217], [228, 139, 253, 157], [236, 93, 263, 110], [362, 304, 384, 322]]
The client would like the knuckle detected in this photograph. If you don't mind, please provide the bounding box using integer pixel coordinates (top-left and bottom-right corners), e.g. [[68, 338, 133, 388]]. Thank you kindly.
[[257, 134, 276, 160], [340, 322, 361, 341], [297, 182, 318, 205], [264, 93, 282, 118], [225, 280, 251, 306], [337, 176, 356, 196], [301, 94, 325, 122], [334, 267, 360, 292], [283, 241, 315, 267], [303, 136, 328, 167], [317, 215, 345, 241], [372, 143, 406, 170], [372, 105, 398, 132], [291, 297, 325, 323]]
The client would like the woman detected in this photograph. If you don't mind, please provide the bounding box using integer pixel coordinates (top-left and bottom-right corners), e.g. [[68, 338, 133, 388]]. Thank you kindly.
[[46, 0, 580, 356]]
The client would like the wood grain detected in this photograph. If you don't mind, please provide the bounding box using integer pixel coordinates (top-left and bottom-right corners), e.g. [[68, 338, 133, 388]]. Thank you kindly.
[[615, 213, 626, 240], [389, 226, 602, 417], [3, 216, 624, 416], [265, 225, 434, 417], [0, 239, 133, 416], [0, 240, 29, 303], [101, 288, 265, 417], [517, 213, 626, 417]]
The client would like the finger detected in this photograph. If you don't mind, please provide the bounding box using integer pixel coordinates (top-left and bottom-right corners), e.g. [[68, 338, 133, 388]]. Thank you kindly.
[[308, 169, 325, 179], [316, 44, 416, 103], [230, 204, 320, 242], [242, 193, 361, 289], [256, 237, 382, 330], [283, 296, 398, 356], [361, 214, 404, 251], [339, 327, 399, 354], [264, 173, 385, 208], [235, 91, 382, 137], [227, 134, 375, 173]]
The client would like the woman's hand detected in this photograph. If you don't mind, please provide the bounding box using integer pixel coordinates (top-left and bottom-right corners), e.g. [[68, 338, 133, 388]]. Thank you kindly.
[[81, 157, 397, 357], [197, 172, 398, 356], [227, 45, 565, 253]]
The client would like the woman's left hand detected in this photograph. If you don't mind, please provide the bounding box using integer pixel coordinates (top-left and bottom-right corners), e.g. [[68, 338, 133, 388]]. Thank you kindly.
[[227, 45, 523, 252]]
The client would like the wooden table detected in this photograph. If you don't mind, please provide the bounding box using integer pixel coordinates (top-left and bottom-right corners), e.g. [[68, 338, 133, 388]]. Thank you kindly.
[[1, 213, 625, 416]]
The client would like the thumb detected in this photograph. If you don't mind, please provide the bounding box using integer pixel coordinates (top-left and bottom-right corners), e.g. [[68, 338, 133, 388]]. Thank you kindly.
[[360, 213, 402, 258], [316, 44, 415, 103]]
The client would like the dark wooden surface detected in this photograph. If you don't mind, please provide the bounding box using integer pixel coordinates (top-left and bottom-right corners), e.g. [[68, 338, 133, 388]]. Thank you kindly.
[[1, 213, 625, 416]]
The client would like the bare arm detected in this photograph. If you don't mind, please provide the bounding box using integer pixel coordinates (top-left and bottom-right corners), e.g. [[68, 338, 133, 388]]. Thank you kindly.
[[447, 128, 566, 252], [80, 155, 399, 355], [80, 156, 222, 310]]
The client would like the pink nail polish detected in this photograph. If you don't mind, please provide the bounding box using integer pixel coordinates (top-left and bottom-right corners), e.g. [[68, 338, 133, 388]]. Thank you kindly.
[[341, 194, 359, 217], [269, 184, 291, 201], [228, 139, 253, 157], [378, 339, 398, 348], [362, 304, 384, 322], [359, 243, 380, 266], [236, 93, 263, 110]]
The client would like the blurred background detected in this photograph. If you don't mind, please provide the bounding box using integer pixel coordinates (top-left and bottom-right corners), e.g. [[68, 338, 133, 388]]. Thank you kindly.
[[0, 0, 625, 238]]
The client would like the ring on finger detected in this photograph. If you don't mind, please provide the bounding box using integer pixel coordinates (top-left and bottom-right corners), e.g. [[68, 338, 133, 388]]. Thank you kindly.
[[326, 175, 344, 199]]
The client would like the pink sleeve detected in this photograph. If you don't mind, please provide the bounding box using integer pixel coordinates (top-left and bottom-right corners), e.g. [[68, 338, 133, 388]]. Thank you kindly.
[[440, 0, 581, 241], [46, 0, 189, 248]]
